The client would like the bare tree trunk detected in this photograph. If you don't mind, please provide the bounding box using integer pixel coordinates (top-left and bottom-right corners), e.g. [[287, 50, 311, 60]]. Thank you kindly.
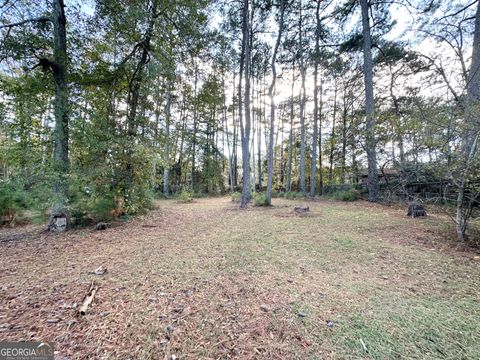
[[232, 72, 238, 188], [251, 76, 256, 192], [224, 74, 234, 194], [163, 81, 172, 195], [191, 62, 198, 190], [240, 0, 251, 207], [340, 85, 348, 184], [456, 0, 480, 240], [298, 0, 306, 194], [318, 76, 323, 194], [286, 61, 295, 192], [257, 77, 262, 190], [152, 79, 162, 188], [124, 0, 157, 207], [266, 0, 286, 204], [360, 0, 380, 201], [51, 0, 69, 226], [329, 81, 337, 183], [310, 0, 321, 197]]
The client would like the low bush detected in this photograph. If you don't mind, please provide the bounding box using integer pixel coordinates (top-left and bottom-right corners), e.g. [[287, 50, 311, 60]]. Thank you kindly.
[[90, 196, 118, 221], [332, 188, 361, 202], [253, 192, 271, 206], [179, 190, 193, 203], [231, 191, 241, 202], [285, 191, 303, 200], [0, 181, 28, 224]]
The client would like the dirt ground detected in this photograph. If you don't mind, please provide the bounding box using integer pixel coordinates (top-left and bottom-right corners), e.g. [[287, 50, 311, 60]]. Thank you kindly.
[[0, 197, 479, 359]]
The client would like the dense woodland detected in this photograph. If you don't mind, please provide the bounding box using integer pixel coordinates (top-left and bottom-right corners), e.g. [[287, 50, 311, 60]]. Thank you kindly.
[[0, 0, 479, 241]]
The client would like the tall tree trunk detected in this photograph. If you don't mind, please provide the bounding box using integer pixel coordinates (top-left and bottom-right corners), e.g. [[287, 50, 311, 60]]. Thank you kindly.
[[318, 76, 323, 194], [232, 72, 238, 188], [266, 0, 286, 204], [163, 81, 172, 195], [360, 0, 380, 201], [240, 0, 251, 207], [340, 86, 348, 184], [152, 80, 161, 188], [125, 0, 157, 206], [286, 61, 295, 192], [456, 1, 480, 241], [224, 74, 234, 194], [298, 0, 306, 194], [191, 62, 198, 190], [329, 81, 337, 183], [256, 76, 262, 190], [251, 76, 256, 192], [51, 0, 69, 226], [310, 0, 321, 197]]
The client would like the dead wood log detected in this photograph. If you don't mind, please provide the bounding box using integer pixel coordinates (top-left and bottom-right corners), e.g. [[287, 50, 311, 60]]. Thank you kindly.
[[78, 283, 98, 316]]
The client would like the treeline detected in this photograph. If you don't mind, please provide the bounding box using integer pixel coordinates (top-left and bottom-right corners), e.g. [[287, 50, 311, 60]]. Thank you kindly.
[[0, 0, 479, 240]]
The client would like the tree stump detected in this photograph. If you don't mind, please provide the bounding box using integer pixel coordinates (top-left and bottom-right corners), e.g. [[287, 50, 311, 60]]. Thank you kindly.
[[407, 203, 427, 218], [46, 213, 69, 232]]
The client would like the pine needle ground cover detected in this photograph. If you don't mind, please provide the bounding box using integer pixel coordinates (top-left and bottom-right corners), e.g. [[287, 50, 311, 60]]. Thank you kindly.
[[1, 197, 479, 359]]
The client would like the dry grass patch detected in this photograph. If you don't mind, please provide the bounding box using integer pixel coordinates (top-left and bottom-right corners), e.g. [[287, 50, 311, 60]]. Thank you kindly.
[[0, 197, 479, 359]]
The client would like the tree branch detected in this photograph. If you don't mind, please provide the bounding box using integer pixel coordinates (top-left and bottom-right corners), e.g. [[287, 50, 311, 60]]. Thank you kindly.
[[0, 16, 52, 30]]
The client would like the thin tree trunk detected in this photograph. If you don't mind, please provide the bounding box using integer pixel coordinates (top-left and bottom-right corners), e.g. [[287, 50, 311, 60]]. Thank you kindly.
[[286, 61, 295, 192], [298, 0, 306, 194], [340, 86, 348, 184], [125, 0, 157, 206], [163, 81, 172, 195], [456, 0, 480, 240], [257, 77, 262, 190], [232, 72, 238, 188], [329, 81, 337, 182], [191, 62, 198, 190], [318, 76, 323, 194], [240, 0, 251, 207], [360, 0, 380, 201], [310, 0, 321, 197], [266, 0, 286, 203], [251, 76, 256, 192]]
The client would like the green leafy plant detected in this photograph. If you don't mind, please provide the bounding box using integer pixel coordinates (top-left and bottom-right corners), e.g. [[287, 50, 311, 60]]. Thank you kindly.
[[253, 192, 270, 206], [231, 191, 241, 202], [179, 190, 193, 203], [0, 181, 28, 224], [332, 188, 361, 202], [285, 191, 303, 200]]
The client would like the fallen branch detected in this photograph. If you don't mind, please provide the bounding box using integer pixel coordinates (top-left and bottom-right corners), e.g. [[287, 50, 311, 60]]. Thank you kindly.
[[78, 283, 98, 316]]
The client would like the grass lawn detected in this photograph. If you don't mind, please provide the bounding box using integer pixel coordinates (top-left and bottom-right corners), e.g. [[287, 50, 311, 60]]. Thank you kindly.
[[0, 197, 479, 359]]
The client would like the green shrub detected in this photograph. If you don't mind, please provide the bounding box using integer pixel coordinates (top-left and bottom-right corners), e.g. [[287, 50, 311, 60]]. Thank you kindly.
[[231, 191, 241, 202], [178, 190, 193, 203], [332, 188, 361, 202], [90, 196, 117, 221], [0, 181, 28, 224], [285, 191, 303, 200], [253, 192, 271, 206]]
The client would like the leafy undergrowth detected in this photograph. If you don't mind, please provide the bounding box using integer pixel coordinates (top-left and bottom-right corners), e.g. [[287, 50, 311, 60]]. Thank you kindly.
[[0, 197, 479, 359]]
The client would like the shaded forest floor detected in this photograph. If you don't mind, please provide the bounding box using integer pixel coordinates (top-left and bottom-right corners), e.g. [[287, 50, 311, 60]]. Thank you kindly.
[[1, 197, 479, 359]]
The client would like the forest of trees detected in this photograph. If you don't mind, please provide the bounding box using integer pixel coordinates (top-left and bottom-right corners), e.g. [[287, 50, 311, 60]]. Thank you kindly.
[[1, 0, 479, 240]]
